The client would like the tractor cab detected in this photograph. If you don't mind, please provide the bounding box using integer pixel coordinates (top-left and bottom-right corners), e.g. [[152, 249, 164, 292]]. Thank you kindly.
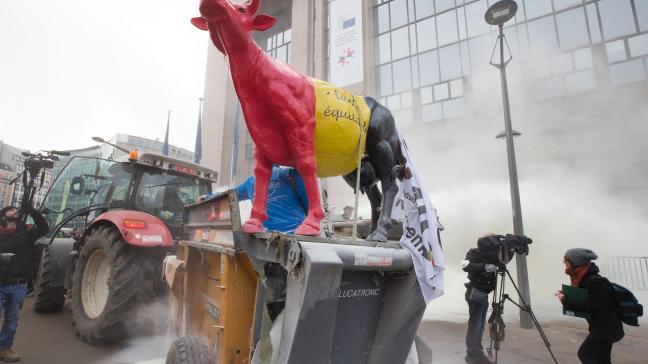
[[40, 152, 217, 241], [33, 151, 218, 338]]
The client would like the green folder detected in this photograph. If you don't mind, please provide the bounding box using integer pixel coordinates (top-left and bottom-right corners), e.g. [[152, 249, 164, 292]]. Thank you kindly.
[[562, 284, 590, 319]]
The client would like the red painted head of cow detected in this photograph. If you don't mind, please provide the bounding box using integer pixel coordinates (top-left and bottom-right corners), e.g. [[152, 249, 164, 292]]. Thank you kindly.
[[191, 0, 276, 54]]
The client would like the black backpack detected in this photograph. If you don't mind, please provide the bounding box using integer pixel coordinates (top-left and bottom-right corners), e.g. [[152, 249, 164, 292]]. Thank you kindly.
[[609, 281, 643, 326]]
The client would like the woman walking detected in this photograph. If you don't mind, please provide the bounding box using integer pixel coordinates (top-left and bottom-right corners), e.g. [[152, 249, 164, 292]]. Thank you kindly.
[[555, 248, 624, 364]]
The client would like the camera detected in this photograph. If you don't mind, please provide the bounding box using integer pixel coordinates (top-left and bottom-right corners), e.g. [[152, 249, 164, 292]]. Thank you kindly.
[[477, 234, 532, 266], [23, 156, 55, 173], [13, 150, 69, 230]]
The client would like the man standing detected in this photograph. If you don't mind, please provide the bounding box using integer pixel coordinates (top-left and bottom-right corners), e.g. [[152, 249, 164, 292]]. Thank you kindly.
[[0, 206, 49, 362], [461, 235, 499, 364]]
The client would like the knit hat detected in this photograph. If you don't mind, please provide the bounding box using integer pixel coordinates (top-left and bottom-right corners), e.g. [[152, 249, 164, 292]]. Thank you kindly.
[[564, 248, 598, 267]]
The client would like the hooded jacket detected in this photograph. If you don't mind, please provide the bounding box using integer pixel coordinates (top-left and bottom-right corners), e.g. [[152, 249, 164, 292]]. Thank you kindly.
[[0, 207, 49, 282], [563, 263, 624, 335]]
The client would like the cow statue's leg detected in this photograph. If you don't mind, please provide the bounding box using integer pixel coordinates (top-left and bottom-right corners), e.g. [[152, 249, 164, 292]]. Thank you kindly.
[[293, 152, 325, 236], [342, 166, 382, 232], [242, 151, 273, 234], [363, 97, 402, 242]]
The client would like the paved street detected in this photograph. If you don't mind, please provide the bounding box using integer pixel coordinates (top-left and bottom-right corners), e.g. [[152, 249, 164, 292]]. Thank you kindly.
[[14, 298, 169, 364], [12, 297, 648, 363]]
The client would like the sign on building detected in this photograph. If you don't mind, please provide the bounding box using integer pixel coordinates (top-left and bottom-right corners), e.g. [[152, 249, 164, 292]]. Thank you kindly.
[[329, 0, 364, 87]]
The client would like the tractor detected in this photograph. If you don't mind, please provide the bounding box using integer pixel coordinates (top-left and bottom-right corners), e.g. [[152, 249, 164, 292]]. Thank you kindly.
[[32, 147, 217, 345]]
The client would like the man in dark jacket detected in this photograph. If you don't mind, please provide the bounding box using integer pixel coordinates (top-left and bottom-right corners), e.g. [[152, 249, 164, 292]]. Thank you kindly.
[[0, 205, 49, 362], [461, 235, 500, 364], [555, 248, 624, 364]]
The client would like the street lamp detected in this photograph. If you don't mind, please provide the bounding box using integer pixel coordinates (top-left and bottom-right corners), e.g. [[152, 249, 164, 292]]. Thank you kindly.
[[485, 0, 533, 329], [92, 136, 131, 155]]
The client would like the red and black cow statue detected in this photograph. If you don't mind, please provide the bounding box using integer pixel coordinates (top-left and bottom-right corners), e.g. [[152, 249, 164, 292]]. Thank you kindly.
[[192, 0, 407, 241]]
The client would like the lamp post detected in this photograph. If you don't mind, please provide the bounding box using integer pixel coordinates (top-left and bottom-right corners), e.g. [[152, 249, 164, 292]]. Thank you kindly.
[[485, 0, 533, 329]]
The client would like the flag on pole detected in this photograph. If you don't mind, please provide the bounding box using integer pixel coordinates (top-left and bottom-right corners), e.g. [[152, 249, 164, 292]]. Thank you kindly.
[[162, 110, 170, 156], [194, 99, 203, 164]]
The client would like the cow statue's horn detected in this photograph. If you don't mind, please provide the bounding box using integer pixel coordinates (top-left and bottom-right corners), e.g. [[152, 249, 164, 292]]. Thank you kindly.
[[248, 0, 261, 15]]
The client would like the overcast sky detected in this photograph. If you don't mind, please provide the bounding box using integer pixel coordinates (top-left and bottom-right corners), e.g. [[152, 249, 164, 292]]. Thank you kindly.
[[0, 0, 209, 153]]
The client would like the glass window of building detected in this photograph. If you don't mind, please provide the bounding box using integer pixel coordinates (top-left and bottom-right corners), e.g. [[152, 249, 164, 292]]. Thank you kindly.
[[434, 83, 449, 101], [629, 33, 648, 58], [390, 0, 409, 29], [637, 0, 648, 32], [586, 3, 602, 44], [609, 59, 646, 86], [527, 16, 559, 56], [421, 86, 433, 103], [469, 34, 495, 73], [419, 50, 440, 85], [572, 48, 593, 70], [393, 58, 413, 93], [553, 0, 582, 12], [415, 0, 436, 20], [411, 56, 420, 88], [392, 26, 411, 60], [598, 0, 636, 40], [410, 25, 418, 54], [439, 44, 461, 81], [524, 0, 553, 19], [417, 17, 437, 52], [379, 64, 393, 96], [263, 29, 292, 64], [606, 40, 627, 63], [437, 9, 458, 46], [465, 0, 490, 38], [376, 4, 390, 34], [377, 33, 392, 64], [450, 79, 463, 98], [435, 0, 455, 13], [556, 7, 589, 50]]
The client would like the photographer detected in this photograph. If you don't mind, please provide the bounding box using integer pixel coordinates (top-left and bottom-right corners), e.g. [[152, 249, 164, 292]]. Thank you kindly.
[[461, 235, 500, 364], [0, 205, 49, 362]]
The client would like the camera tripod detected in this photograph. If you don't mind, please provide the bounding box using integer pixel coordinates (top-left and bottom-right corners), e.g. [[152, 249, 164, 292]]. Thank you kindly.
[[487, 266, 559, 364]]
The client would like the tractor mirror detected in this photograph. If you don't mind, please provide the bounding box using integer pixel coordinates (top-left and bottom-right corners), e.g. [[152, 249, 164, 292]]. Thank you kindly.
[[70, 176, 85, 195]]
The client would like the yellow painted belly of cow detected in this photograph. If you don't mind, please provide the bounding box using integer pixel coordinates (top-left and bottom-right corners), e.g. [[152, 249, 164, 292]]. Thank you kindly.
[[311, 79, 371, 177]]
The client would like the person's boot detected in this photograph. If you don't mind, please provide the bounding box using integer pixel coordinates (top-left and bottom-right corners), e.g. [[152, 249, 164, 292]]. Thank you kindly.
[[465, 353, 493, 364], [0, 349, 20, 362]]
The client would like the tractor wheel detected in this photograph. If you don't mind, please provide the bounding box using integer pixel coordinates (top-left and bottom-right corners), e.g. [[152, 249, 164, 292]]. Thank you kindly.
[[71, 225, 167, 344], [166, 336, 216, 364], [33, 247, 66, 313]]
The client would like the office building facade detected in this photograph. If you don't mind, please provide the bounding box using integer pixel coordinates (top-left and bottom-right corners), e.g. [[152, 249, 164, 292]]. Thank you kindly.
[[200, 0, 648, 213]]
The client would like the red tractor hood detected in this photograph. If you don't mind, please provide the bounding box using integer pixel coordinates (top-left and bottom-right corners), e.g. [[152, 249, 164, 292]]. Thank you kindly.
[[91, 210, 174, 247]]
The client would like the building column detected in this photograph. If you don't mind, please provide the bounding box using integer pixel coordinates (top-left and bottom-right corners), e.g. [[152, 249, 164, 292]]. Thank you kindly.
[[291, 0, 316, 75]]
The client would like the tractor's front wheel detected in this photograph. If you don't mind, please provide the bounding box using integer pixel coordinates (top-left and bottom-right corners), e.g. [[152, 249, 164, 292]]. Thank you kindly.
[[33, 247, 66, 313], [71, 225, 167, 344]]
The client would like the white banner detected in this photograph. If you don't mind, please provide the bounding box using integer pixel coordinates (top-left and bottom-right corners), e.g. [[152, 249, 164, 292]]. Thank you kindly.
[[392, 134, 445, 303], [329, 0, 364, 87]]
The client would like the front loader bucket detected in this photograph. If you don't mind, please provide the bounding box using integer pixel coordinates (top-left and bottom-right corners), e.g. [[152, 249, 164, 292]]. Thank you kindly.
[[170, 191, 426, 364]]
